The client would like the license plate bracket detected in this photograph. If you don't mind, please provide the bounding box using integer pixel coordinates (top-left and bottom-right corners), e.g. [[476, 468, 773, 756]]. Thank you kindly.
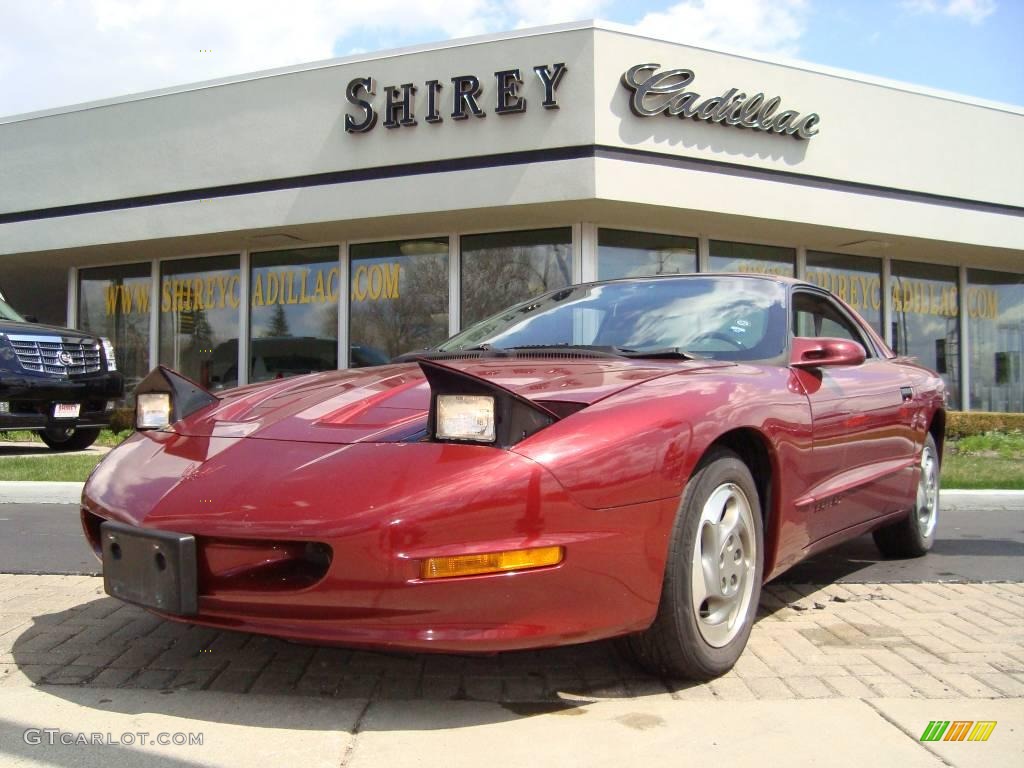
[[53, 403, 81, 419], [101, 521, 198, 616]]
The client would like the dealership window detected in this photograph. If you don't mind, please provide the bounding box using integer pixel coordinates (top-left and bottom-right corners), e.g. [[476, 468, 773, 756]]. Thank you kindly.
[[708, 241, 795, 276], [349, 238, 449, 366], [77, 263, 151, 397], [460, 228, 573, 327], [249, 246, 339, 385], [967, 268, 1023, 413], [805, 251, 883, 333], [158, 254, 240, 390], [597, 229, 697, 279], [891, 260, 961, 409]]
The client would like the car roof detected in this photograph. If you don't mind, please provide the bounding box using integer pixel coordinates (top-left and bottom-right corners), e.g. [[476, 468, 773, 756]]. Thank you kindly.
[[580, 272, 813, 289]]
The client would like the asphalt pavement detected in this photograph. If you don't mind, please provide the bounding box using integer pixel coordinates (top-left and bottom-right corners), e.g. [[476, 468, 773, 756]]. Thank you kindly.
[[780, 496, 1024, 583], [0, 492, 1020, 582]]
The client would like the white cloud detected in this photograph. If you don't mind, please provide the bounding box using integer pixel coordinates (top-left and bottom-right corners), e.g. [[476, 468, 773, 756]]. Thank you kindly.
[[631, 0, 810, 58], [0, 0, 609, 117], [508, 0, 610, 28], [0, 0, 817, 117], [903, 0, 997, 25]]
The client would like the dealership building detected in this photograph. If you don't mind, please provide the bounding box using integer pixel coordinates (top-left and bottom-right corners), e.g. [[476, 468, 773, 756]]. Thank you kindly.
[[1, 21, 1021, 411]]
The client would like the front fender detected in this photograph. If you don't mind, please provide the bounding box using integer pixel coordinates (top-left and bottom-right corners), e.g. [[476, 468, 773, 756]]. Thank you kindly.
[[513, 365, 812, 511]]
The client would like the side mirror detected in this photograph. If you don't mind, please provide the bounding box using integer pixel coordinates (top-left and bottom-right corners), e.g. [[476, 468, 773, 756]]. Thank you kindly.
[[790, 337, 866, 369]]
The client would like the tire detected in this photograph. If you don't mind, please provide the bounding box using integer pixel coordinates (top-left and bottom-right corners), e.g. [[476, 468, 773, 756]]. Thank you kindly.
[[39, 426, 101, 451], [621, 447, 764, 680], [872, 433, 940, 559]]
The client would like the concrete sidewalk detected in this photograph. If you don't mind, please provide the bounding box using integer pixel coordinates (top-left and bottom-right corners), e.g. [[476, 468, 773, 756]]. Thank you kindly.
[[0, 482, 85, 505], [1, 685, 1019, 768], [0, 576, 1021, 766]]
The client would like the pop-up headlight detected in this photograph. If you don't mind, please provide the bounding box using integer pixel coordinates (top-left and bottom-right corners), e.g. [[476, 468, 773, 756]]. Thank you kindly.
[[136, 393, 172, 430], [436, 395, 496, 442], [419, 359, 557, 448], [134, 365, 218, 431]]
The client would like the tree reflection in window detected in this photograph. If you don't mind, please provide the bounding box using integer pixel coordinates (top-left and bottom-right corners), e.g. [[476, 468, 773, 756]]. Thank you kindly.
[[460, 228, 573, 328], [349, 238, 449, 365]]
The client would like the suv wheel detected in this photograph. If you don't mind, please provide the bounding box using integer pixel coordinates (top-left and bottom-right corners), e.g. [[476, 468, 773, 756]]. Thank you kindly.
[[40, 427, 101, 451]]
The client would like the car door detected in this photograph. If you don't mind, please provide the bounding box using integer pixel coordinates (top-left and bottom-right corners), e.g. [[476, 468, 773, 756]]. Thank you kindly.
[[790, 289, 917, 542]]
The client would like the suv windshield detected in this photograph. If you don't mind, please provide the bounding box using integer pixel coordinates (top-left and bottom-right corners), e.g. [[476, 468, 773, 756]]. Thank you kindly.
[[0, 298, 25, 322], [438, 276, 788, 361]]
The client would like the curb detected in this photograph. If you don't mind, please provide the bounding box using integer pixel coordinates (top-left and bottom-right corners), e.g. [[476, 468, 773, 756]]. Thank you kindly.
[[940, 489, 1024, 495], [0, 482, 1021, 506], [0, 481, 84, 505]]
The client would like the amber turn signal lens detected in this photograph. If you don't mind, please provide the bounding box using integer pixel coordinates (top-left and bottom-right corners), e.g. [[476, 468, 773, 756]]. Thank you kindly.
[[421, 546, 563, 579]]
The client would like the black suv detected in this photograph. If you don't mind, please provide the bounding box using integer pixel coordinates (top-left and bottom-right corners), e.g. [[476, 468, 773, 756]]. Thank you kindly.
[[0, 297, 124, 450]]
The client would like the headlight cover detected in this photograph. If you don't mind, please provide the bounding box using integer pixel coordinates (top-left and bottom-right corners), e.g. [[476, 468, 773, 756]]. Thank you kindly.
[[436, 395, 495, 442], [418, 359, 557, 448], [134, 365, 219, 431], [100, 337, 117, 371], [136, 392, 171, 430]]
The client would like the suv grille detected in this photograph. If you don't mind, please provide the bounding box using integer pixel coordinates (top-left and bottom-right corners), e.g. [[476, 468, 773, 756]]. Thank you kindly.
[[6, 334, 103, 376]]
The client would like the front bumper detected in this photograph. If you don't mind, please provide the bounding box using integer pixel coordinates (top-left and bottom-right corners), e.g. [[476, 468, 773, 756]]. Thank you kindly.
[[0, 372, 123, 431], [82, 432, 677, 652]]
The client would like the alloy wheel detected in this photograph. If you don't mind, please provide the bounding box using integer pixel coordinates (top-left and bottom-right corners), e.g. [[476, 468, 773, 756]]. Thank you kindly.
[[917, 443, 939, 538], [690, 482, 757, 648]]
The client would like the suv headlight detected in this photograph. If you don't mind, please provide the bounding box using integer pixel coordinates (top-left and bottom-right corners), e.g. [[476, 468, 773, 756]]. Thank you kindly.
[[100, 337, 117, 371], [436, 395, 495, 442]]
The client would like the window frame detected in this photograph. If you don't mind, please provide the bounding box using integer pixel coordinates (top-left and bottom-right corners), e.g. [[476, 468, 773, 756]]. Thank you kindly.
[[789, 287, 879, 360]]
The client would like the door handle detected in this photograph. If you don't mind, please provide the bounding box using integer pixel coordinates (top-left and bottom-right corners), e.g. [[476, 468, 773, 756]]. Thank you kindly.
[[900, 386, 914, 402]]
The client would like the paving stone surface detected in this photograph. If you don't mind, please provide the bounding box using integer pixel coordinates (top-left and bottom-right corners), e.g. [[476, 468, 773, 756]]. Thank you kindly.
[[1, 575, 1021, 701]]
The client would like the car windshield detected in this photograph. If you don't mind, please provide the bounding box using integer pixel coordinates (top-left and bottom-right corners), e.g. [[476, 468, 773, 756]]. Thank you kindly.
[[438, 276, 788, 361], [0, 298, 25, 322]]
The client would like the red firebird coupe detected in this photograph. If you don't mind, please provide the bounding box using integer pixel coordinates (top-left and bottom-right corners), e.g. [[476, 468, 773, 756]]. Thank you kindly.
[[81, 274, 945, 679]]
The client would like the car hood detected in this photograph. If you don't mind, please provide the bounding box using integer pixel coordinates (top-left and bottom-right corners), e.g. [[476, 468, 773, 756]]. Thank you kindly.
[[0, 319, 99, 341], [173, 357, 732, 445]]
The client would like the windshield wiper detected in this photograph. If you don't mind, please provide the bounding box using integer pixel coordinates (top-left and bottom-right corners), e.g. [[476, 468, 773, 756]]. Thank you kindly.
[[469, 344, 699, 360], [397, 344, 699, 362], [612, 347, 699, 360]]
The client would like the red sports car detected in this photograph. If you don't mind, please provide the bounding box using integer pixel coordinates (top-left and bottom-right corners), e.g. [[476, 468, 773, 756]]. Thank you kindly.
[[81, 274, 945, 680]]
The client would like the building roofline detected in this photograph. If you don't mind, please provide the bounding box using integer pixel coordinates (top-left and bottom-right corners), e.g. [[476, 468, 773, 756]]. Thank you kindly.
[[591, 19, 1024, 117], [2, 18, 1021, 125]]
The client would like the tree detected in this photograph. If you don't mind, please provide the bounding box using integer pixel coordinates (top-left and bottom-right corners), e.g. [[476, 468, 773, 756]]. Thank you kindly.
[[264, 303, 291, 337]]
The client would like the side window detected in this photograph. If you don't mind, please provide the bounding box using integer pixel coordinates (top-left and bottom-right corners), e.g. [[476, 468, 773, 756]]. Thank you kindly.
[[792, 292, 871, 355]]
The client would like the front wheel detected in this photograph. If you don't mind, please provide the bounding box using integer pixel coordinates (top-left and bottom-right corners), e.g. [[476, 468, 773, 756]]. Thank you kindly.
[[39, 426, 101, 451], [872, 433, 939, 558], [622, 448, 764, 680]]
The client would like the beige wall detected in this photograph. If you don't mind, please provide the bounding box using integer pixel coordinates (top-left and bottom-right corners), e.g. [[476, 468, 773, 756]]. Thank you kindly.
[[1, 22, 1021, 268], [0, 29, 594, 215], [592, 28, 1024, 208]]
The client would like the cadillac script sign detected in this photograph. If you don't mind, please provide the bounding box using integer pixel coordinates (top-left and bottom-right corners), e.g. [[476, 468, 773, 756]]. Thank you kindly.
[[621, 63, 821, 139]]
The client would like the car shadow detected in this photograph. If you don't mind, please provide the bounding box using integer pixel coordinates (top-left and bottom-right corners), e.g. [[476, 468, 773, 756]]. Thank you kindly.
[[772, 536, 890, 584], [7, 590, 799, 731], [773, 531, 1024, 584]]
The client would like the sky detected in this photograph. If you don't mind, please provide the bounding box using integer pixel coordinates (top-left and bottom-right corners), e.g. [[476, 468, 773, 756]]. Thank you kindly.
[[0, 0, 1021, 118]]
